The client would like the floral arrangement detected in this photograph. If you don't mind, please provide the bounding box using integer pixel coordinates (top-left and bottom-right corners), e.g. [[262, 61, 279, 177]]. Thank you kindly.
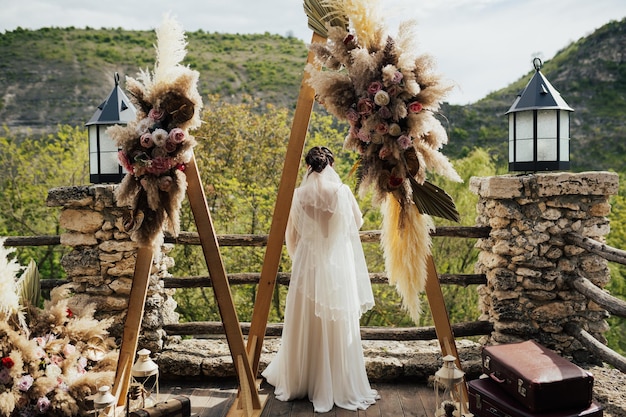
[[0, 239, 117, 416], [108, 15, 203, 249], [304, 0, 461, 322]]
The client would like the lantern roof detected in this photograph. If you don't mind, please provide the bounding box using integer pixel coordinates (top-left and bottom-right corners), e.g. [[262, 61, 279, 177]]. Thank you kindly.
[[86, 73, 136, 126], [506, 58, 573, 115]]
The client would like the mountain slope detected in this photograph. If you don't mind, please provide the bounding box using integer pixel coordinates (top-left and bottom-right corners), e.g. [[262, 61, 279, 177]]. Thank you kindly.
[[1, 18, 624, 172]]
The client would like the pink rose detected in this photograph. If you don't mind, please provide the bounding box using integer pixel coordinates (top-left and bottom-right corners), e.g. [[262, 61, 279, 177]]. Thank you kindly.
[[375, 122, 389, 135], [148, 108, 165, 121], [346, 108, 360, 124], [164, 140, 178, 153], [368, 81, 383, 95], [139, 133, 154, 148], [408, 101, 423, 113], [387, 85, 401, 97], [63, 343, 76, 357], [17, 374, 34, 392], [37, 396, 51, 413], [118, 151, 134, 174], [169, 127, 186, 143], [392, 71, 404, 84], [378, 106, 392, 119], [356, 98, 374, 116], [356, 128, 371, 143], [146, 157, 173, 175], [397, 135, 412, 149], [77, 356, 88, 374], [378, 145, 392, 160]]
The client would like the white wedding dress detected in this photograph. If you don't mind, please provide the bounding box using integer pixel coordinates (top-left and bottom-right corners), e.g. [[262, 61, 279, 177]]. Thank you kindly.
[[262, 167, 378, 413]]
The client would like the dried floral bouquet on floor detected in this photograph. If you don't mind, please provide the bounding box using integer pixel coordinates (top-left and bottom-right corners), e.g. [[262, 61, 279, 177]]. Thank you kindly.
[[0, 239, 117, 416]]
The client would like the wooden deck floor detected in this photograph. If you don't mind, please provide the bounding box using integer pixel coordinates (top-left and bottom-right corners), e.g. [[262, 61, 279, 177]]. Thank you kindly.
[[158, 378, 437, 417]]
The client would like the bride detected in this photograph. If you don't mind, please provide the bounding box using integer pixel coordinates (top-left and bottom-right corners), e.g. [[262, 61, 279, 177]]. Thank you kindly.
[[262, 146, 379, 413]]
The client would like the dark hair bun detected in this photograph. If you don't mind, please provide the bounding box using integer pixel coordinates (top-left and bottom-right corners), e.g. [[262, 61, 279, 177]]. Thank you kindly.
[[305, 146, 334, 173]]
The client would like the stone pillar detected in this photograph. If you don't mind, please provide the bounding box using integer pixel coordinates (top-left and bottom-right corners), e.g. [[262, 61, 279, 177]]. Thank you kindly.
[[46, 185, 179, 353], [469, 172, 618, 359]]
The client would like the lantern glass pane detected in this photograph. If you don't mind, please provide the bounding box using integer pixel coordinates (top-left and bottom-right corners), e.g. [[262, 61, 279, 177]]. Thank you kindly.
[[561, 138, 570, 161], [508, 115, 515, 162], [516, 112, 534, 139], [88, 125, 98, 152], [99, 129, 119, 152], [516, 138, 534, 162], [560, 110, 570, 138], [89, 152, 99, 174], [537, 110, 557, 139], [100, 151, 120, 174], [537, 138, 557, 161]]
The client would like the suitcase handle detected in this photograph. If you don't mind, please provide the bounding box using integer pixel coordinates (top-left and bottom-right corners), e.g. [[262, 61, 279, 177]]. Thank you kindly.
[[488, 372, 506, 384]]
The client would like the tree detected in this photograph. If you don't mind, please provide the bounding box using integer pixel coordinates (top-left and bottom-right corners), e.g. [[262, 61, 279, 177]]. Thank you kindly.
[[605, 171, 626, 355], [0, 125, 88, 279], [171, 96, 296, 323]]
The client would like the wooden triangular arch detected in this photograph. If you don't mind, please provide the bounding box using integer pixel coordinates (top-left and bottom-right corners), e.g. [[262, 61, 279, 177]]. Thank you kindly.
[[112, 31, 467, 417]]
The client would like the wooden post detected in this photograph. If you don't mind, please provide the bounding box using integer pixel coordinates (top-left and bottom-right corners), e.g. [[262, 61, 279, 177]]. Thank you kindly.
[[245, 31, 326, 376], [112, 246, 154, 406], [424, 254, 469, 403], [185, 154, 265, 415]]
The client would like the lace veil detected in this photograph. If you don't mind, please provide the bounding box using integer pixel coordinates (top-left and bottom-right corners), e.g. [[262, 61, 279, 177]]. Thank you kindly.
[[285, 166, 374, 321]]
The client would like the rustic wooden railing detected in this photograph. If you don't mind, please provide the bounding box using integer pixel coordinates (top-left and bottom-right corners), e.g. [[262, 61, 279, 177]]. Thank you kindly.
[[5, 226, 494, 342], [6, 226, 626, 373], [562, 232, 626, 372]]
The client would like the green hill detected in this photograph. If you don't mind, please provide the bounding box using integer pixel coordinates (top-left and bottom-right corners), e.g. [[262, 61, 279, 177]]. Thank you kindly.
[[0, 28, 307, 129], [1, 18, 625, 172]]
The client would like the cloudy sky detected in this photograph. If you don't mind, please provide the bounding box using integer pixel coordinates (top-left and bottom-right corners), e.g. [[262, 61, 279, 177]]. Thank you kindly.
[[1, 0, 625, 104]]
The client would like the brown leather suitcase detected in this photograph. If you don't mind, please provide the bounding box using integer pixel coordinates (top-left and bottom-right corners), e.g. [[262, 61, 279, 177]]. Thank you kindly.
[[129, 395, 191, 417], [481, 340, 594, 412], [469, 378, 603, 417]]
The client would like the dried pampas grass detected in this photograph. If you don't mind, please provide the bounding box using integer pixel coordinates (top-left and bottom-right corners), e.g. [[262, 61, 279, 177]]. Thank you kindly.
[[380, 196, 434, 322]]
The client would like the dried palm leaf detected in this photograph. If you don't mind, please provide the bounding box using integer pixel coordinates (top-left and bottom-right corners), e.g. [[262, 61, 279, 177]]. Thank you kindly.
[[304, 0, 348, 38], [409, 176, 460, 222], [18, 259, 40, 309]]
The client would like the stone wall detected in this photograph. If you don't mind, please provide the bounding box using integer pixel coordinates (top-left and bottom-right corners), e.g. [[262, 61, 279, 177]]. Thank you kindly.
[[470, 171, 619, 361], [46, 185, 179, 353]]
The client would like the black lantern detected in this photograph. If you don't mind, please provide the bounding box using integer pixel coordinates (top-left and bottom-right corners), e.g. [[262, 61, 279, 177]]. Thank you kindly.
[[506, 58, 573, 172], [86, 73, 136, 183]]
